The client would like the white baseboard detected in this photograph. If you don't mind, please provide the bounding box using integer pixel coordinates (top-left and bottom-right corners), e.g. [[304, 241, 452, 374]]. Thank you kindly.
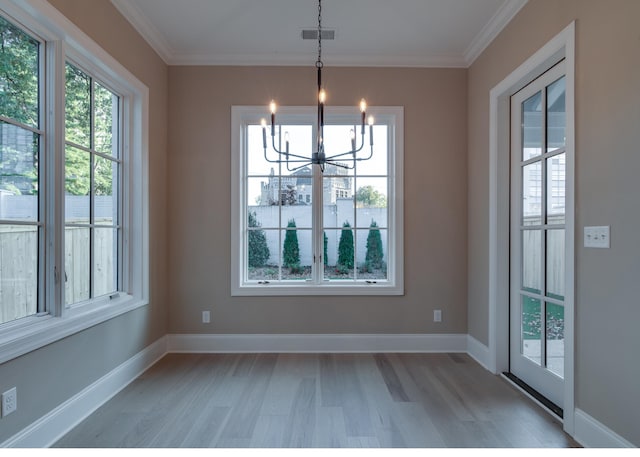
[[1, 336, 168, 448], [466, 334, 491, 371], [167, 333, 468, 354], [574, 408, 636, 448]]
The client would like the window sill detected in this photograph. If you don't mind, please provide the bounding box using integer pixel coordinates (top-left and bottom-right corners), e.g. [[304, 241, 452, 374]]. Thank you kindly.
[[0, 294, 148, 365], [232, 282, 404, 296]]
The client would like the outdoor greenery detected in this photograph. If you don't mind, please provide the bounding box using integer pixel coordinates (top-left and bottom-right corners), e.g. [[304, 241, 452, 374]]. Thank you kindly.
[[0, 16, 116, 197], [355, 185, 387, 208], [364, 220, 384, 272], [323, 231, 328, 266], [337, 221, 354, 274], [0, 16, 39, 195], [248, 212, 270, 268], [283, 219, 301, 272]]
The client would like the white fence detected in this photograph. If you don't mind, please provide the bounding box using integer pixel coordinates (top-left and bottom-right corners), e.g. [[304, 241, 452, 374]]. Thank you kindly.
[[249, 199, 388, 266]]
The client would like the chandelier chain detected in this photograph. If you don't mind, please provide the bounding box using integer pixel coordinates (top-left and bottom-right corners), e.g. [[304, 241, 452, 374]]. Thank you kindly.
[[316, 0, 323, 68]]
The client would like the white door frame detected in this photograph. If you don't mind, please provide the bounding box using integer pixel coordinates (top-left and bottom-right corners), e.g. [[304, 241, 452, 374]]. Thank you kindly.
[[488, 21, 575, 434]]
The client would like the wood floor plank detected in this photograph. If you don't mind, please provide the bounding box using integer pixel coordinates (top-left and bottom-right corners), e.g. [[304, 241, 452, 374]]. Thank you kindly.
[[53, 353, 580, 449]]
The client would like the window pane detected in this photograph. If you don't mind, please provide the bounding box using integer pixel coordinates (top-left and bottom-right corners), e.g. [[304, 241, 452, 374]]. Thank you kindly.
[[0, 224, 38, 324], [65, 63, 91, 148], [546, 76, 566, 152], [281, 190, 312, 229], [356, 227, 387, 281], [323, 175, 354, 227], [324, 227, 355, 279], [355, 177, 387, 228], [261, 125, 313, 177], [522, 91, 542, 160], [522, 229, 541, 293], [0, 121, 38, 220], [546, 229, 565, 300], [94, 155, 118, 226], [522, 161, 541, 225], [0, 16, 39, 127], [94, 227, 117, 297], [65, 226, 90, 305], [521, 295, 541, 366], [322, 125, 357, 176], [357, 125, 387, 176], [546, 153, 565, 224], [247, 226, 278, 281], [546, 302, 564, 378], [94, 82, 118, 156], [281, 228, 311, 280], [65, 145, 90, 224]]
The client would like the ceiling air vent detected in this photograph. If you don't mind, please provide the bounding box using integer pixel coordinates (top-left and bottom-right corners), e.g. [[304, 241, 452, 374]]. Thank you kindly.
[[301, 29, 335, 40]]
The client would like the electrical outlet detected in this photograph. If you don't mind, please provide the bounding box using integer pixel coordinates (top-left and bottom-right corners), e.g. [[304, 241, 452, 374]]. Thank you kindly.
[[2, 387, 17, 417], [433, 309, 442, 322], [202, 311, 210, 323]]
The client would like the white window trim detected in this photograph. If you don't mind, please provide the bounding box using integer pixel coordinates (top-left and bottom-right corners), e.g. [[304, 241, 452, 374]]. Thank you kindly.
[[231, 105, 404, 296], [0, 0, 149, 364]]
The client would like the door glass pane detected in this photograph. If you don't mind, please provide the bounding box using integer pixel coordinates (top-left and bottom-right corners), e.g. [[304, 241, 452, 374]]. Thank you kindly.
[[522, 229, 541, 293], [0, 121, 39, 221], [546, 153, 565, 224], [546, 76, 566, 152], [281, 228, 311, 280], [522, 91, 542, 160], [0, 224, 38, 324], [546, 302, 564, 378], [65, 227, 90, 305], [546, 229, 565, 300], [522, 161, 542, 225], [521, 295, 541, 365], [0, 16, 40, 128]]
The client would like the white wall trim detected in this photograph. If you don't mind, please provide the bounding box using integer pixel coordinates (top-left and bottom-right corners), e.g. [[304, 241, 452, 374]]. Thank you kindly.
[[466, 335, 491, 371], [167, 333, 468, 354], [574, 409, 636, 448], [1, 336, 167, 448], [488, 21, 576, 436]]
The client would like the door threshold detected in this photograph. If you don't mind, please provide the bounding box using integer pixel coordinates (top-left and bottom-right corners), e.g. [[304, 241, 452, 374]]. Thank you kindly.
[[502, 372, 563, 419]]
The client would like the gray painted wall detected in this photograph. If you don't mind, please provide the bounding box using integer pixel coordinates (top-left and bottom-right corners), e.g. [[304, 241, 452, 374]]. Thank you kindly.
[[467, 0, 640, 446], [0, 0, 169, 443]]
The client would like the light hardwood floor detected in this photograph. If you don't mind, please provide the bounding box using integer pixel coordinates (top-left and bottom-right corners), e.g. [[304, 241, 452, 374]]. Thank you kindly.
[[54, 353, 580, 448]]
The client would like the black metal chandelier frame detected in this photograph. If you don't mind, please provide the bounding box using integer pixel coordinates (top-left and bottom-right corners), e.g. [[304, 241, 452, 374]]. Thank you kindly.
[[260, 0, 374, 172]]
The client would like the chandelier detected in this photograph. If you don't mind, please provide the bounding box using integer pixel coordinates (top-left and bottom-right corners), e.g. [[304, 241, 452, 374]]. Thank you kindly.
[[261, 0, 374, 172]]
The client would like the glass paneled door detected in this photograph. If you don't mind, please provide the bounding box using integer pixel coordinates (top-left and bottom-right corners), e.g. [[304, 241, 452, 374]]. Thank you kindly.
[[510, 61, 567, 408]]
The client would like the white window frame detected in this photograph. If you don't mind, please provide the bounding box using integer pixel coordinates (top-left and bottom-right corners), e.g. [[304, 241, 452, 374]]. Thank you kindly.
[[0, 0, 149, 364], [231, 105, 404, 296]]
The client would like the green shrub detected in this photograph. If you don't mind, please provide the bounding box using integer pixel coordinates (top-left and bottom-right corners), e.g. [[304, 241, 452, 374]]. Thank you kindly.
[[248, 212, 269, 267], [337, 221, 354, 271], [283, 219, 300, 269], [365, 220, 384, 270]]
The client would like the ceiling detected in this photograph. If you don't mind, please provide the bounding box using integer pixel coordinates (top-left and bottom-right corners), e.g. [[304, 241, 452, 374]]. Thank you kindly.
[[111, 0, 527, 67]]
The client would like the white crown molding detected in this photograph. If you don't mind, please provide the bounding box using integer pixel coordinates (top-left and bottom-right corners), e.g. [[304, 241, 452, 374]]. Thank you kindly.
[[168, 52, 467, 68], [110, 0, 173, 64], [464, 0, 529, 66]]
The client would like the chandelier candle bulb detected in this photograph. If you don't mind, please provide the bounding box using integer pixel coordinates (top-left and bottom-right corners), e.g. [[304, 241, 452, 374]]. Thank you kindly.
[[261, 119, 267, 148], [368, 116, 375, 145], [350, 129, 356, 151]]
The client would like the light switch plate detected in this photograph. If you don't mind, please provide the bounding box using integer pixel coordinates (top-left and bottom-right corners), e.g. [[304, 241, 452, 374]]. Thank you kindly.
[[584, 226, 610, 248]]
